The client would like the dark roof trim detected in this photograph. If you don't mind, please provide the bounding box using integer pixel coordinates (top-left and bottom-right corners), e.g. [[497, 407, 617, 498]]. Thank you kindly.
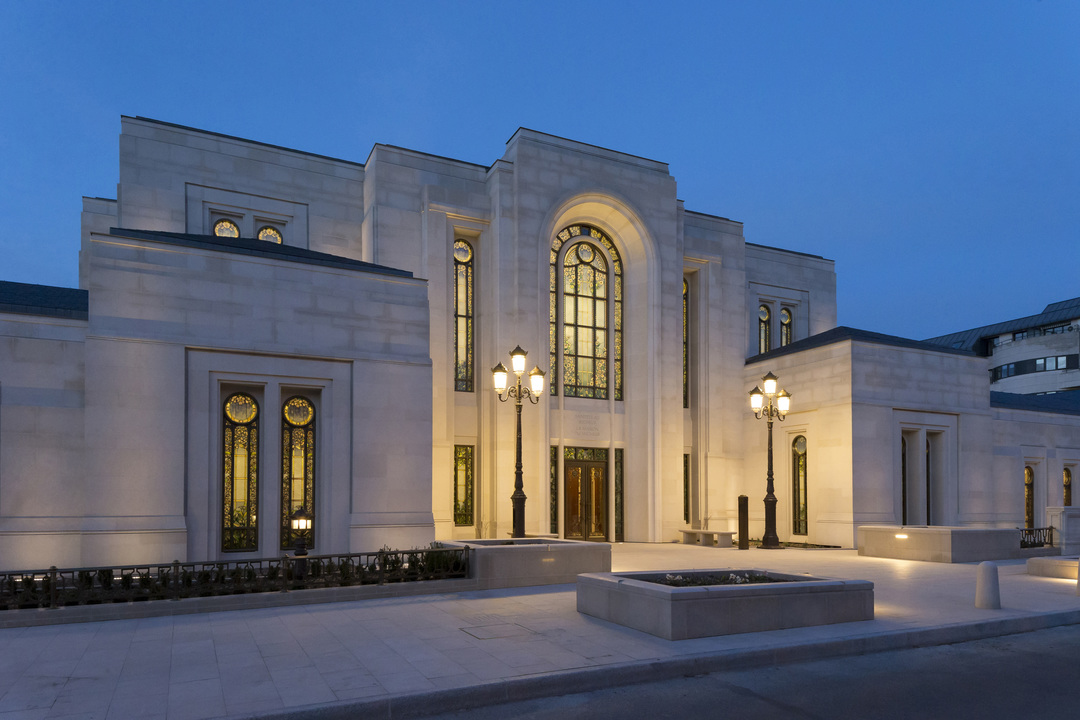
[[745, 242, 829, 261], [991, 391, 1080, 417], [0, 281, 88, 320], [106, 229, 415, 279], [746, 325, 976, 364], [127, 116, 366, 169]]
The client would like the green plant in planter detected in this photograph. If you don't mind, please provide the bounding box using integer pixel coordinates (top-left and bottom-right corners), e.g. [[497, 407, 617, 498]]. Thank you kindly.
[[121, 573, 133, 591], [96, 568, 113, 590]]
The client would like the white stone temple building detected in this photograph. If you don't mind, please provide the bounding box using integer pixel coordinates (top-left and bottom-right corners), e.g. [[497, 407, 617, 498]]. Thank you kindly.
[[0, 117, 1078, 570]]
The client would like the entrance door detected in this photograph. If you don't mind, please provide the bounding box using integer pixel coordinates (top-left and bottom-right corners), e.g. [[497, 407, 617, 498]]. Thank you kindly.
[[565, 460, 607, 541]]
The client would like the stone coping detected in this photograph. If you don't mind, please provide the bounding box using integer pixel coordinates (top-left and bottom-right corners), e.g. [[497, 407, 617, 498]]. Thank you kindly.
[[577, 568, 874, 640], [1027, 555, 1080, 580]]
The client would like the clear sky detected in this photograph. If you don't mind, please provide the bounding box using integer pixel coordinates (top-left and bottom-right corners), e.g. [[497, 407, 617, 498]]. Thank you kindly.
[[1, 1, 1076, 340]]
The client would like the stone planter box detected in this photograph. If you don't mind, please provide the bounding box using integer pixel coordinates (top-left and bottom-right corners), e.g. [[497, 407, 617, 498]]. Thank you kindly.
[[857, 525, 1059, 563], [577, 569, 873, 640], [443, 538, 611, 590]]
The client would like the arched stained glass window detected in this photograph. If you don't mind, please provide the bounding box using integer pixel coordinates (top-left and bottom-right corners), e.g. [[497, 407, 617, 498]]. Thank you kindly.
[[281, 396, 315, 550], [792, 436, 808, 535], [1024, 466, 1034, 529], [214, 218, 239, 238], [758, 305, 771, 354], [258, 226, 283, 243], [780, 308, 793, 347], [1065, 467, 1073, 507], [683, 279, 689, 408], [550, 225, 622, 400], [223, 393, 258, 552], [453, 240, 474, 392]]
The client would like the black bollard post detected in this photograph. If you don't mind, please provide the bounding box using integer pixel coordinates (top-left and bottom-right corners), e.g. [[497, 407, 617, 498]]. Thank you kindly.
[[738, 495, 749, 550]]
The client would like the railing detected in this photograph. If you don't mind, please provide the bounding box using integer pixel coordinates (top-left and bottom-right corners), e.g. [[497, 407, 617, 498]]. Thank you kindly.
[[1020, 527, 1054, 549], [0, 546, 469, 612]]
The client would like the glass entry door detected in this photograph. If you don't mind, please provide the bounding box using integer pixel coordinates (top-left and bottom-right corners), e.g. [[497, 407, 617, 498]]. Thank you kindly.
[[565, 460, 607, 541]]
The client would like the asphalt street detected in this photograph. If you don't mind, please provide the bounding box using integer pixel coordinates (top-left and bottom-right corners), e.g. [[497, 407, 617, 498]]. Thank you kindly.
[[419, 624, 1080, 720]]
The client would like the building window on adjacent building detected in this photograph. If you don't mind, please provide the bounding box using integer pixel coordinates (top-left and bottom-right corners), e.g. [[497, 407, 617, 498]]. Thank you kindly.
[[1035, 356, 1068, 372], [758, 305, 771, 354], [683, 453, 690, 524], [453, 445, 474, 526], [257, 225, 283, 243], [223, 393, 259, 552], [792, 435, 808, 535], [213, 218, 240, 237], [1013, 331, 1028, 341], [1024, 466, 1035, 529], [453, 240, 475, 392], [281, 396, 315, 550], [683, 279, 689, 408], [1065, 467, 1073, 507], [780, 307, 793, 347], [550, 225, 623, 400]]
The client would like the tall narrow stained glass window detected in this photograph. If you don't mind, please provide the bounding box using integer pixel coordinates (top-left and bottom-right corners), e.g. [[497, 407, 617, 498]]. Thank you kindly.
[[683, 279, 689, 408], [453, 445, 474, 526], [683, 453, 690, 524], [780, 308, 793, 347], [223, 393, 258, 552], [281, 396, 315, 550], [792, 436, 808, 535], [614, 448, 624, 542], [453, 240, 474, 392], [1065, 467, 1073, 507], [758, 305, 771, 354], [1024, 466, 1035, 529], [550, 446, 559, 534], [550, 225, 622, 400]]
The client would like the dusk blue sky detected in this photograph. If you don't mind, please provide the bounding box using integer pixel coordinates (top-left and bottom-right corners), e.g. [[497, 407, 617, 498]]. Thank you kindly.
[[1, 1, 1076, 340]]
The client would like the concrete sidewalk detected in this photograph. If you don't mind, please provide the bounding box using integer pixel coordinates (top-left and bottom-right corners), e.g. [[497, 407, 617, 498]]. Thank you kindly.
[[0, 544, 1078, 720]]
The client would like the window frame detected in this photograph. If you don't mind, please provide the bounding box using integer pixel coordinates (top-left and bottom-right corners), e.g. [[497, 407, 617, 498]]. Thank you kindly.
[[453, 239, 475, 393]]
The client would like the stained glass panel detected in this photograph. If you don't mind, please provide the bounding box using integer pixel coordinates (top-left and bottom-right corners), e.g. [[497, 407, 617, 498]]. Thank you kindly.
[[454, 445, 474, 526], [223, 393, 258, 552], [258, 226, 283, 243], [453, 240, 474, 392], [214, 218, 239, 238], [281, 396, 315, 551], [614, 449, 624, 542]]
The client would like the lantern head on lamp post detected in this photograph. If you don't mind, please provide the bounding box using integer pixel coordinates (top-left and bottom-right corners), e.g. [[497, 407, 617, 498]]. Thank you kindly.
[[749, 371, 791, 549], [492, 347, 545, 538], [290, 507, 312, 582]]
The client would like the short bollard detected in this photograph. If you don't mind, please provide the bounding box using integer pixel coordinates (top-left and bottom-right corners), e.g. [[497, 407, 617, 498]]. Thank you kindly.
[[975, 561, 1001, 609]]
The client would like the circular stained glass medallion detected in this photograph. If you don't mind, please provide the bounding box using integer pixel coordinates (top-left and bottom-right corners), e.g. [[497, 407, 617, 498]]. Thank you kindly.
[[213, 219, 240, 238], [258, 226, 283, 243], [283, 397, 314, 426], [780, 308, 791, 324], [453, 240, 472, 263], [576, 243, 594, 263], [794, 436, 807, 453], [758, 306, 770, 321], [225, 393, 257, 424]]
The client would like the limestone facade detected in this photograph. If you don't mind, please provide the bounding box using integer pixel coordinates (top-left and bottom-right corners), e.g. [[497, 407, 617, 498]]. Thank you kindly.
[[0, 117, 1077, 570]]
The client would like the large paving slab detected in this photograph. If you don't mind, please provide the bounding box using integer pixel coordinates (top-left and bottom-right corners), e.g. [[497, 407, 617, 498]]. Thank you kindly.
[[0, 544, 1077, 719]]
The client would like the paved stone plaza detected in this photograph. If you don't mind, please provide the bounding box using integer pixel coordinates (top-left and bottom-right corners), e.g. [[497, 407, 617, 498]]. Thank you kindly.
[[0, 543, 1078, 719]]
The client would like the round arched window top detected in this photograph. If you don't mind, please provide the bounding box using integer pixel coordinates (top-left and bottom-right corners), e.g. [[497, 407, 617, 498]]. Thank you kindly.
[[453, 240, 472, 263], [258, 226, 283, 243], [214, 219, 240, 238], [758, 305, 770, 321], [793, 435, 807, 453], [780, 308, 791, 324], [283, 397, 315, 427], [225, 393, 258, 424]]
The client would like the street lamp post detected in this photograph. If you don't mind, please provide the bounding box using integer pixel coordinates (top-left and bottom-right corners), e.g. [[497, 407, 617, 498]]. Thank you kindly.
[[749, 371, 791, 550], [290, 507, 312, 581], [492, 346, 545, 538]]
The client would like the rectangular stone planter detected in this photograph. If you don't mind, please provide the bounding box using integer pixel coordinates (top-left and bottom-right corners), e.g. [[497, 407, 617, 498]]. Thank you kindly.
[[577, 569, 873, 640], [857, 525, 1059, 563], [443, 538, 611, 589]]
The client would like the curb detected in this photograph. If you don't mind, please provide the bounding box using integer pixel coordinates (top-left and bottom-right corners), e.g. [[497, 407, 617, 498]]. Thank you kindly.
[[236, 608, 1080, 719]]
